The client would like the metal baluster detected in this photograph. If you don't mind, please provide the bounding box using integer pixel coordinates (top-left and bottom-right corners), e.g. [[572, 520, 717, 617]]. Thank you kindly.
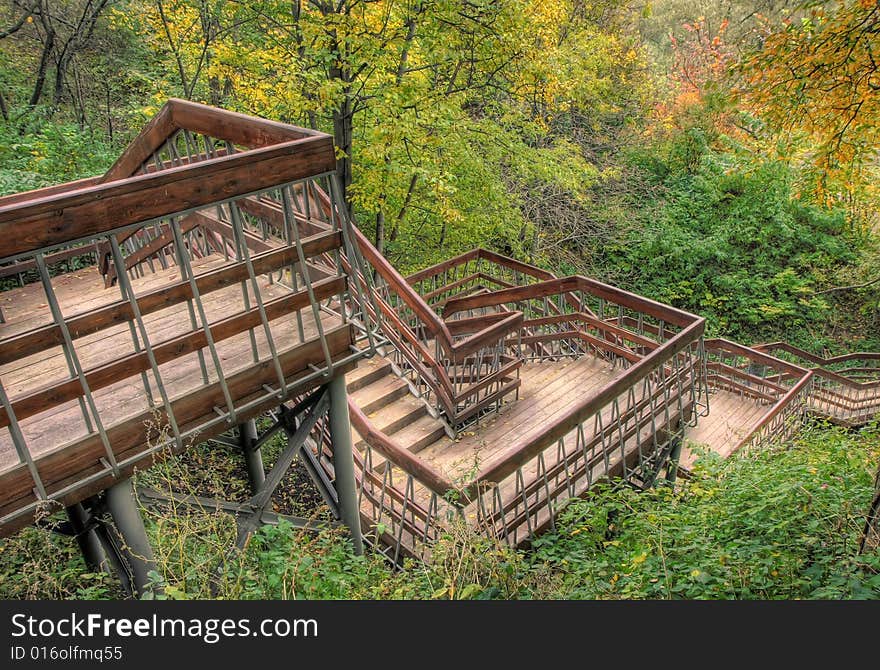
[[34, 254, 118, 475]]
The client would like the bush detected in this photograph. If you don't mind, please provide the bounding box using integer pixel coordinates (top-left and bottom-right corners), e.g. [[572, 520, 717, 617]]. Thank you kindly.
[[599, 141, 859, 342], [531, 423, 880, 599], [0, 112, 117, 196]]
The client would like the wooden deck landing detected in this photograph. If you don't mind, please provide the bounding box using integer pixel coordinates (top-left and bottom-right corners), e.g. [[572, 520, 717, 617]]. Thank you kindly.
[[0, 256, 344, 470], [419, 357, 620, 482], [681, 390, 773, 467]]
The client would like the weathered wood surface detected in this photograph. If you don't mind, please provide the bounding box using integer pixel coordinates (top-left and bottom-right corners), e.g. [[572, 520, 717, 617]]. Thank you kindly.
[[0, 136, 334, 262], [680, 390, 773, 467]]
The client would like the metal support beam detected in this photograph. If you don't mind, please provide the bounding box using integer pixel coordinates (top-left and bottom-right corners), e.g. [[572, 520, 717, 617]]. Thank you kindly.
[[65, 503, 110, 573], [105, 479, 159, 597], [327, 374, 363, 555], [239, 419, 265, 491], [665, 436, 683, 486]]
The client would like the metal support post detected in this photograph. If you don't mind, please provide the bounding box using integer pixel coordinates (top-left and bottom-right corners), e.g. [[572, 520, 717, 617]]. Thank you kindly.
[[239, 419, 265, 491], [65, 503, 110, 573], [665, 436, 683, 486], [326, 374, 363, 555], [105, 479, 159, 597]]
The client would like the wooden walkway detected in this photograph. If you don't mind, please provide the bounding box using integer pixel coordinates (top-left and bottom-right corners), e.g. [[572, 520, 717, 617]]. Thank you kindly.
[[0, 99, 372, 537], [9, 100, 870, 571], [418, 357, 619, 482], [680, 390, 772, 468]]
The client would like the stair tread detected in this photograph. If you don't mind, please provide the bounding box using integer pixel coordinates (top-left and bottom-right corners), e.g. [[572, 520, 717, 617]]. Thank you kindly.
[[350, 374, 409, 413], [390, 414, 448, 453], [358, 395, 426, 436], [346, 356, 393, 391]]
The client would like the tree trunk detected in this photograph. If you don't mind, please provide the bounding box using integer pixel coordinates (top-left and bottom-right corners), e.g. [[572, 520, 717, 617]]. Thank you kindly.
[[332, 90, 353, 211], [28, 28, 54, 107], [860, 462, 880, 553], [375, 210, 385, 256]]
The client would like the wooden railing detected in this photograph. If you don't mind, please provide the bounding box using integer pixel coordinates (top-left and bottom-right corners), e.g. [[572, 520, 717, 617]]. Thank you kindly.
[[754, 342, 880, 427], [344, 268, 707, 552], [407, 248, 559, 311], [448, 277, 706, 545], [353, 231, 524, 432], [0, 101, 375, 536], [703, 338, 814, 453]]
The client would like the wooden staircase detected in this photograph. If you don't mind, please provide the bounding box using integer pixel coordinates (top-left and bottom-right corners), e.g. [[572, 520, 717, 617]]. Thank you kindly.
[[346, 355, 450, 472]]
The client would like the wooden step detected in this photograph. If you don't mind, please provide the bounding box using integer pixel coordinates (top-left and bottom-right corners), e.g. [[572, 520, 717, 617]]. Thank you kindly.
[[367, 413, 450, 475], [390, 414, 448, 454], [350, 375, 410, 414], [355, 398, 427, 443], [346, 357, 393, 392]]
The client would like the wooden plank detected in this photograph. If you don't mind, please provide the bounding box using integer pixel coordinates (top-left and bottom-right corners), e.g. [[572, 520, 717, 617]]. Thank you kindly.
[[0, 229, 341, 365], [472, 320, 703, 486], [0, 244, 96, 279], [418, 357, 615, 468], [104, 218, 200, 285], [0, 324, 354, 514], [100, 103, 178, 183], [190, 210, 275, 253], [348, 402, 455, 498], [0, 276, 345, 428], [443, 276, 699, 328], [0, 134, 336, 261], [0, 292, 334, 459], [168, 98, 321, 147]]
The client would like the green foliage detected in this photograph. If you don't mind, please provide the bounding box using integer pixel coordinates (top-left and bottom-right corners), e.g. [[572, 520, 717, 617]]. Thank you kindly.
[[0, 518, 122, 600], [532, 424, 880, 599], [0, 113, 117, 195], [594, 136, 860, 342]]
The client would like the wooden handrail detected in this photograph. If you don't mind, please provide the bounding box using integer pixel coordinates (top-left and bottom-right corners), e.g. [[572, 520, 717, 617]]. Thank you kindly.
[[406, 247, 556, 284], [0, 104, 336, 262], [469, 315, 705, 491], [349, 224, 454, 348], [755, 341, 880, 366], [705, 338, 810, 379], [732, 372, 815, 455], [443, 275, 697, 327], [449, 312, 523, 358], [348, 401, 456, 499]]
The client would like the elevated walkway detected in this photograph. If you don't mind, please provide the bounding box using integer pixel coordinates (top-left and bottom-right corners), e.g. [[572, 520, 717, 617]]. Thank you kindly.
[[0, 101, 876, 575]]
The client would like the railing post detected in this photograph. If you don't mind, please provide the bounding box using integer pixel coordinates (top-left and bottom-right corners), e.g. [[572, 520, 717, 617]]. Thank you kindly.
[[327, 374, 364, 555], [665, 436, 683, 485]]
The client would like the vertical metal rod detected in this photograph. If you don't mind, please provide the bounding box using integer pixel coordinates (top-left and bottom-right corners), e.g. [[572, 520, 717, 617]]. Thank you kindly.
[[33, 258, 93, 432], [105, 478, 158, 597], [167, 217, 210, 384], [327, 375, 363, 555], [239, 419, 265, 492], [34, 254, 116, 472], [228, 203, 288, 393], [108, 236, 183, 441], [0, 377, 47, 499], [281, 186, 333, 374], [167, 221, 237, 423]]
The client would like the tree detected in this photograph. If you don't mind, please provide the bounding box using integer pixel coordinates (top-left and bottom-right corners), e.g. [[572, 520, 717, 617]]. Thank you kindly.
[[739, 1, 880, 199]]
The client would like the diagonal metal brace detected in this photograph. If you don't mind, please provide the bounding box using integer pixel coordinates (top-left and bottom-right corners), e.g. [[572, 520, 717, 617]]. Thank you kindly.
[[235, 387, 330, 547]]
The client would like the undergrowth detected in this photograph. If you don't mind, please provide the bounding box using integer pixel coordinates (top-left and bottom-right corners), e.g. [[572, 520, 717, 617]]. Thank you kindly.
[[1, 423, 877, 600]]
